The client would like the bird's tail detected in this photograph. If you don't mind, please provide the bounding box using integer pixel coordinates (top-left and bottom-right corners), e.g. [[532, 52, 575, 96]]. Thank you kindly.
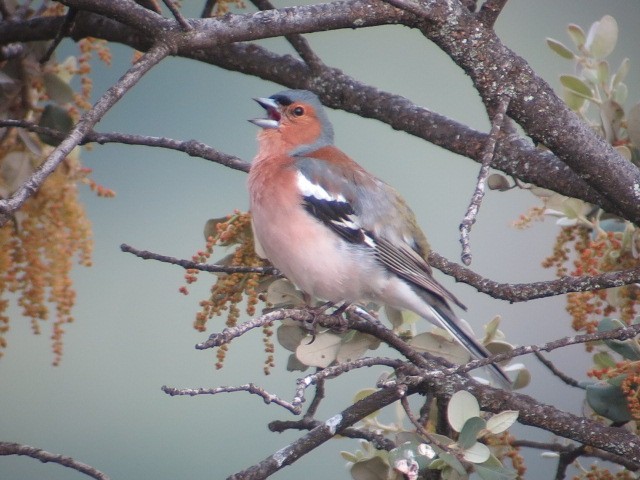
[[427, 302, 511, 388]]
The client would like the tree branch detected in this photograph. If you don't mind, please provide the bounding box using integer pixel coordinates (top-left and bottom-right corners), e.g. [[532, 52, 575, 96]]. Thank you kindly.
[[512, 439, 640, 472], [268, 417, 397, 451], [412, 0, 640, 223], [449, 323, 640, 378], [534, 351, 584, 389], [227, 386, 407, 479], [161, 0, 191, 30], [162, 383, 302, 414], [0, 120, 251, 172], [0, 12, 626, 217], [429, 251, 640, 303], [0, 442, 110, 480], [476, 0, 509, 28], [459, 94, 511, 265], [120, 243, 274, 274]]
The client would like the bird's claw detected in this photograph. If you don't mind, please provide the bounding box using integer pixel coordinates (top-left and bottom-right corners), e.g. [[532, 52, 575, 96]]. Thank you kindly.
[[302, 302, 350, 343]]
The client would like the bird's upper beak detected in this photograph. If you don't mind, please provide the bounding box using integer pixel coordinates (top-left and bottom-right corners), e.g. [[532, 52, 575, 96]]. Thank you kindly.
[[249, 97, 281, 129]]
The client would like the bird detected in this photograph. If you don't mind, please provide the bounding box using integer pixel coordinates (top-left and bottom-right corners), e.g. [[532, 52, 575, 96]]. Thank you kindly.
[[247, 89, 510, 387]]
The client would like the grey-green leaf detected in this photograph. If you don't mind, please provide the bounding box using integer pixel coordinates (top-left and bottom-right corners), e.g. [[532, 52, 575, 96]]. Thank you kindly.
[[563, 89, 587, 111], [612, 58, 630, 88], [286, 353, 308, 372], [546, 38, 574, 59], [458, 417, 486, 449], [295, 332, 341, 368], [37, 104, 73, 146], [350, 456, 390, 480], [593, 351, 616, 369], [559, 75, 594, 99], [448, 390, 480, 432], [434, 450, 466, 476], [43, 72, 75, 104], [585, 382, 632, 423], [462, 442, 491, 464], [585, 15, 618, 59], [276, 325, 306, 352], [485, 410, 519, 434], [598, 317, 640, 360], [566, 24, 586, 48], [487, 174, 511, 192]]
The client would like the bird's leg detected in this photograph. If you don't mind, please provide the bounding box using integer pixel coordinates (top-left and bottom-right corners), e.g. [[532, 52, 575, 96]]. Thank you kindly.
[[301, 301, 352, 342], [301, 301, 335, 343], [327, 302, 350, 333]]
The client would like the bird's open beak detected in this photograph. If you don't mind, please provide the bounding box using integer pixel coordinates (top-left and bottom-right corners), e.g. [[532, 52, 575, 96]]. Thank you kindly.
[[249, 97, 281, 129]]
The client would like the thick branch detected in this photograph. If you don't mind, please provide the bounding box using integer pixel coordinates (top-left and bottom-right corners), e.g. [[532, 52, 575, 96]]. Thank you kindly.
[[227, 386, 407, 479], [0, 13, 624, 217], [268, 418, 397, 451], [409, 0, 640, 223]]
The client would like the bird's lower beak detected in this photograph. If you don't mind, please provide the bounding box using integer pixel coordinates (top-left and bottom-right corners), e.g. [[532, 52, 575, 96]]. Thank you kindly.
[[249, 97, 280, 129]]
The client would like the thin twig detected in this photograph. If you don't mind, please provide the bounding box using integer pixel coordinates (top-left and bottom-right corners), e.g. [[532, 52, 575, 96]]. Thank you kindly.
[[303, 371, 325, 419], [162, 0, 191, 30], [162, 357, 402, 415], [162, 383, 300, 413], [196, 308, 317, 350], [201, 0, 217, 17], [40, 7, 78, 64], [0, 0, 10, 19], [534, 351, 584, 389], [0, 442, 110, 480], [249, 0, 325, 71], [84, 228, 640, 305], [511, 439, 640, 471], [0, 120, 251, 172], [292, 357, 404, 409], [40, 7, 78, 63], [555, 444, 586, 480], [120, 243, 276, 274], [0, 42, 173, 227], [450, 324, 640, 378], [459, 94, 510, 265], [400, 396, 462, 466]]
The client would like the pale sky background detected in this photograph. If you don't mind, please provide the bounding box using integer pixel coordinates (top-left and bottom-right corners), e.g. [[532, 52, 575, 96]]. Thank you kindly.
[[2, 1, 640, 479]]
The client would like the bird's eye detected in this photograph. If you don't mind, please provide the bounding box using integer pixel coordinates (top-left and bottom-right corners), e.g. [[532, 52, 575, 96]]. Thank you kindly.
[[292, 106, 305, 117]]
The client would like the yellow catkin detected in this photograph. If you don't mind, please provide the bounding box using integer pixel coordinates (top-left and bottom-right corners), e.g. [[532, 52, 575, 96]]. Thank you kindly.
[[181, 212, 272, 370]]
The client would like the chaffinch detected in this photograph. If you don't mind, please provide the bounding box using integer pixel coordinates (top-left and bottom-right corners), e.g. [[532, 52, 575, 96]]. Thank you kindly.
[[248, 89, 510, 387]]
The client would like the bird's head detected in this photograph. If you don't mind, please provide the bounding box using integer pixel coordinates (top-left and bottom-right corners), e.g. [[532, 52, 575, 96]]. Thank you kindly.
[[250, 90, 334, 155]]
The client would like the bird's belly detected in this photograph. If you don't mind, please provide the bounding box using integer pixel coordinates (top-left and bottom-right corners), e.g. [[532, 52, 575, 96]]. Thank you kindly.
[[252, 208, 383, 303]]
